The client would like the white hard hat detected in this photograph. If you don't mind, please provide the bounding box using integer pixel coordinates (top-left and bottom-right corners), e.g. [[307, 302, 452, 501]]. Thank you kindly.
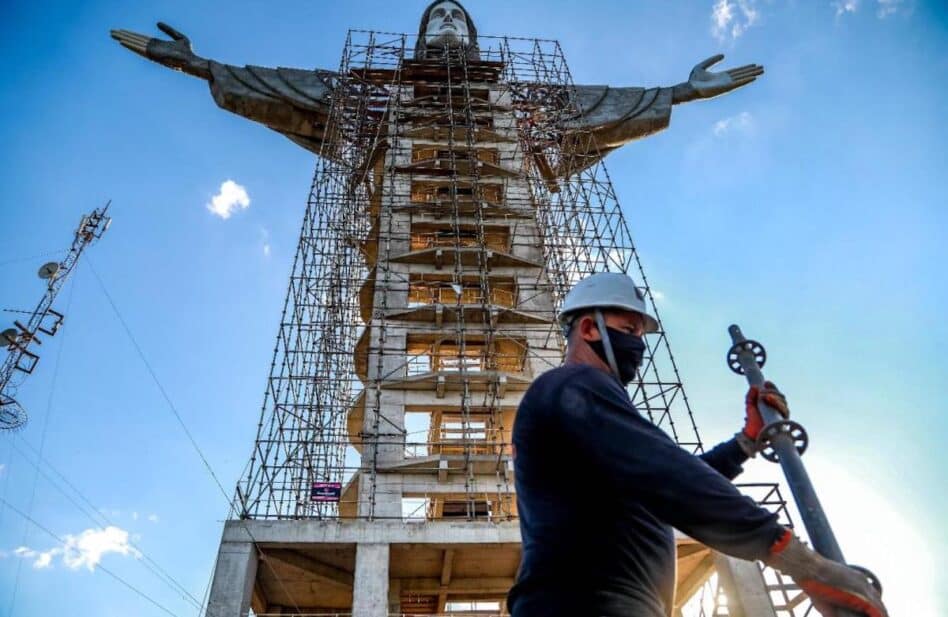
[[558, 272, 659, 333]]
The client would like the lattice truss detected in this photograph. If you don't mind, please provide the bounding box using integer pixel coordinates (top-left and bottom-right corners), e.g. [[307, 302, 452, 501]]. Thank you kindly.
[[1, 205, 110, 431], [237, 32, 728, 523], [680, 568, 817, 617]]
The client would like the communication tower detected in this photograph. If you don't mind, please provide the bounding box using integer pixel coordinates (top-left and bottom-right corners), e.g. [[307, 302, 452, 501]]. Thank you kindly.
[[1, 204, 111, 431]]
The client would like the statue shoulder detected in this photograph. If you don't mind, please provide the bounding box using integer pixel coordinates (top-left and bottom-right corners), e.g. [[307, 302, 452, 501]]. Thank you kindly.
[[571, 84, 650, 119], [208, 61, 335, 112]]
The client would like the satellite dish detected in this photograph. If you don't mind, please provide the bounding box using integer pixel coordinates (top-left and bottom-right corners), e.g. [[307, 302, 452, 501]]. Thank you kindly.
[[0, 393, 27, 431], [1, 328, 17, 346], [38, 262, 60, 280]]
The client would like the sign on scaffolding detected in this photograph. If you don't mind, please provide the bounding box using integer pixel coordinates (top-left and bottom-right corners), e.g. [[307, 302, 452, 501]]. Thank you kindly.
[[310, 482, 342, 502]]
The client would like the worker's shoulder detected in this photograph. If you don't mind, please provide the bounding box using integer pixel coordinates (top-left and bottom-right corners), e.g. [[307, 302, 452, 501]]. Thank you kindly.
[[533, 362, 600, 382], [518, 365, 596, 420], [527, 363, 612, 395]]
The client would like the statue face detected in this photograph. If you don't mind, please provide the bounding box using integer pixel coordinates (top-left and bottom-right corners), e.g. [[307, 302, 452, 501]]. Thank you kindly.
[[425, 1, 470, 47]]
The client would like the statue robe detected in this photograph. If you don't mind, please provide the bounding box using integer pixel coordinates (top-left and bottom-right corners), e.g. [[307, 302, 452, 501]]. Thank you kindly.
[[206, 61, 335, 154], [564, 85, 673, 173], [203, 61, 674, 174]]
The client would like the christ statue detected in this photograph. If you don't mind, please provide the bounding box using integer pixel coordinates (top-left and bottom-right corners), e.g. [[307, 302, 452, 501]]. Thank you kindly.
[[111, 1, 763, 170]]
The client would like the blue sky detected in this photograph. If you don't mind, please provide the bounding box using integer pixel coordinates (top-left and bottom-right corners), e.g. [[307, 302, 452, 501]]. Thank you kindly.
[[0, 0, 945, 615]]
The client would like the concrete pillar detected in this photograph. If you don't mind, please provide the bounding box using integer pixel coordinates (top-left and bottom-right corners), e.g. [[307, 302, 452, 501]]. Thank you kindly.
[[714, 554, 778, 617], [353, 543, 390, 617], [206, 541, 258, 617], [388, 577, 402, 615]]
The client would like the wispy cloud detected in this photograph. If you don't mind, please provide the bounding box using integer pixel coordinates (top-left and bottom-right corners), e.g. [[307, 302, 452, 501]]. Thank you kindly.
[[833, 0, 860, 16], [206, 180, 250, 220], [147, 514, 159, 523], [832, 0, 909, 18], [260, 227, 272, 257], [0, 463, 6, 476], [876, 0, 906, 18], [713, 111, 755, 136], [711, 0, 760, 41], [14, 526, 141, 571]]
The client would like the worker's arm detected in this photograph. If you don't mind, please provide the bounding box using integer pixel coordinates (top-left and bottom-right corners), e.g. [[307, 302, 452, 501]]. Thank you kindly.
[[698, 439, 749, 480], [555, 368, 784, 560], [554, 368, 887, 616]]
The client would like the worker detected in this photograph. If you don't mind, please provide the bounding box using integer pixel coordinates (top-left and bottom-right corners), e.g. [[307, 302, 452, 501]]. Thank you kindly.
[[507, 272, 887, 617]]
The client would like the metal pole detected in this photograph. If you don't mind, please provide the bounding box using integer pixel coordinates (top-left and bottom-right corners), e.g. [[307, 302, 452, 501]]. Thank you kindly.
[[728, 324, 865, 617], [729, 325, 844, 560]]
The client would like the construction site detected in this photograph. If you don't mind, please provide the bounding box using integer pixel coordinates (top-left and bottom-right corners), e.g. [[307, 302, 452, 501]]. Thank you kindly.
[[3, 1, 926, 616], [193, 30, 804, 616]]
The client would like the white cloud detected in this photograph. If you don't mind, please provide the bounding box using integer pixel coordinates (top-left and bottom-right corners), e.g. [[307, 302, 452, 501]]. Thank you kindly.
[[147, 514, 159, 523], [0, 463, 5, 476], [711, 0, 760, 41], [260, 227, 271, 257], [14, 526, 140, 571], [711, 0, 735, 38], [833, 0, 860, 16], [14, 547, 52, 569], [206, 180, 251, 220], [713, 111, 755, 136], [876, 0, 905, 18], [833, 0, 909, 18]]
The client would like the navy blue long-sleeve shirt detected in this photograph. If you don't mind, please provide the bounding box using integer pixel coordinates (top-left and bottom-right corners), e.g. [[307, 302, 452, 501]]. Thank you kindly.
[[508, 364, 784, 616]]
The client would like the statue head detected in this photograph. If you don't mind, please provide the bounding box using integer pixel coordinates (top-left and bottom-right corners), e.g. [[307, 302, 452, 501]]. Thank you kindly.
[[415, 0, 480, 60]]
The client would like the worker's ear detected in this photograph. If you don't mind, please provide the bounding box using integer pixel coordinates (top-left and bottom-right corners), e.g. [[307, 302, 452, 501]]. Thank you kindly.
[[576, 313, 601, 342]]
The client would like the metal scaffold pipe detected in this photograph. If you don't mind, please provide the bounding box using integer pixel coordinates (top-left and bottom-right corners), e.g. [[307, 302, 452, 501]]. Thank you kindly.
[[727, 324, 879, 616]]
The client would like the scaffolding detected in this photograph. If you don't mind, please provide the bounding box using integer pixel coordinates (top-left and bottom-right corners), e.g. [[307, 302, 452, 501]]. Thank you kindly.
[[237, 31, 703, 521], [229, 30, 810, 615]]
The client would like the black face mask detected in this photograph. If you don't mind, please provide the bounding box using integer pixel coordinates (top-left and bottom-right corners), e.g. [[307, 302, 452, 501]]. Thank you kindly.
[[589, 327, 646, 385]]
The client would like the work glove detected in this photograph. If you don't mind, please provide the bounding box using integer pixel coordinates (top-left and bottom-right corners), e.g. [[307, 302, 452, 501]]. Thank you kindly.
[[736, 380, 789, 457], [766, 531, 887, 617]]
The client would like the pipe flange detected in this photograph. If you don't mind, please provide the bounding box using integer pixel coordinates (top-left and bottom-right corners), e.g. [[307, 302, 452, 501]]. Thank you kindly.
[[756, 419, 808, 462], [848, 564, 883, 594], [727, 339, 766, 374]]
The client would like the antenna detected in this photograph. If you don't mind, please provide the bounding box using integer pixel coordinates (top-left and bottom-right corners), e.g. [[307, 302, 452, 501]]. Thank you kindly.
[[37, 262, 61, 280], [0, 202, 112, 431]]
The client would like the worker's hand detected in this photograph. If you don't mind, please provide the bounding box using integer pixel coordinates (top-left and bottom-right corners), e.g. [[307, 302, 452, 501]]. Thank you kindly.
[[766, 532, 888, 617], [743, 380, 789, 440]]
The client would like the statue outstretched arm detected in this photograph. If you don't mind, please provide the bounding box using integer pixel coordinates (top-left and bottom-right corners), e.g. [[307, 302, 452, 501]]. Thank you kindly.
[[671, 54, 764, 104], [560, 55, 763, 175], [111, 23, 335, 155]]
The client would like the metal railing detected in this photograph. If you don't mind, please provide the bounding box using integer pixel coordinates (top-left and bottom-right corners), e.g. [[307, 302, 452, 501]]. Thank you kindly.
[[405, 349, 527, 375], [407, 285, 516, 307]]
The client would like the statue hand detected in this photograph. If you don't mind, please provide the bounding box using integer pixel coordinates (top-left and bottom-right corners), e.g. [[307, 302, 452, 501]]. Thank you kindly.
[[110, 22, 210, 79], [687, 54, 763, 100]]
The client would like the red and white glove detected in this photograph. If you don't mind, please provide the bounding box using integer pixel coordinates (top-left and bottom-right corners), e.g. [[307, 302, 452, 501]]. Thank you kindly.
[[736, 381, 789, 456], [766, 530, 888, 617]]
